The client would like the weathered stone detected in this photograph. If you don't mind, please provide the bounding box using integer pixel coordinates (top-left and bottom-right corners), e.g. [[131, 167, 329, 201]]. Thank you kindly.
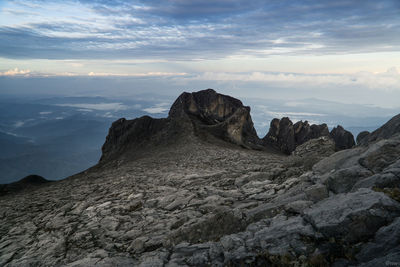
[[358, 136, 400, 173], [304, 188, 400, 243], [356, 217, 400, 263], [263, 117, 295, 154], [285, 200, 313, 214], [325, 165, 372, 193], [263, 118, 334, 154], [305, 184, 328, 202]]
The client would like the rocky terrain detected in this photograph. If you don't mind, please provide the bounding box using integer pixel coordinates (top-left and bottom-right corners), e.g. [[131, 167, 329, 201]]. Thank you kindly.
[[0, 89, 399, 266]]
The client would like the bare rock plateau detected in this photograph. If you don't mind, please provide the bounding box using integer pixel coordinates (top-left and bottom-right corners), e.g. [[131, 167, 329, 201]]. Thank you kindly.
[[1, 89, 399, 266]]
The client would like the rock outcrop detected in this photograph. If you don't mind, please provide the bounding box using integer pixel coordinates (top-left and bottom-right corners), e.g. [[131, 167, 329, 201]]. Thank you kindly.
[[101, 89, 356, 159], [169, 89, 262, 149], [100, 89, 263, 162], [262, 117, 296, 154], [294, 120, 330, 145], [261, 117, 355, 154]]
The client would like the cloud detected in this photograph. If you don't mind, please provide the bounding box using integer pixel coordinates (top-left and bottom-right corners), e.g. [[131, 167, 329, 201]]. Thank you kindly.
[[14, 121, 25, 127], [55, 103, 128, 111], [142, 102, 170, 114], [87, 72, 187, 77], [188, 68, 400, 91], [0, 68, 31, 76], [142, 107, 169, 114], [0, 67, 187, 77]]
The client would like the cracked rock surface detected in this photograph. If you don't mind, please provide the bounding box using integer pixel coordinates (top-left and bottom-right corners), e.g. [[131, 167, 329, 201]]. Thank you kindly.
[[1, 134, 399, 266]]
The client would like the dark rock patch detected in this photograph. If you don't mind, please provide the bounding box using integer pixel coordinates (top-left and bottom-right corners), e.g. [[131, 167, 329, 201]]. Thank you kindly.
[[330, 125, 355, 151], [263, 118, 331, 154], [0, 174, 51, 196]]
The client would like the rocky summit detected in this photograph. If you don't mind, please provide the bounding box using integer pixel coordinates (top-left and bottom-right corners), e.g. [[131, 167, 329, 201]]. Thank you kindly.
[[1, 89, 400, 267], [100, 89, 263, 164]]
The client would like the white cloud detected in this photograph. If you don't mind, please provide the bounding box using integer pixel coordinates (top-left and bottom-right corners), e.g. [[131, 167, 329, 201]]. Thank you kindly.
[[55, 103, 128, 111], [39, 111, 52, 115], [143, 107, 169, 114], [0, 68, 187, 78], [102, 112, 114, 118], [14, 121, 25, 127], [142, 102, 170, 114], [190, 68, 400, 91], [0, 68, 31, 76], [87, 71, 187, 77], [254, 105, 325, 118]]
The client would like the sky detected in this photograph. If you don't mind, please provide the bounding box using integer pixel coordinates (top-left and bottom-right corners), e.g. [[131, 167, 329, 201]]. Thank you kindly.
[[0, 0, 400, 107]]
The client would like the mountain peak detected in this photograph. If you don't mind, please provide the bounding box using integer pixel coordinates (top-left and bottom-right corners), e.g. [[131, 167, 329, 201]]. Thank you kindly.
[[100, 89, 263, 163]]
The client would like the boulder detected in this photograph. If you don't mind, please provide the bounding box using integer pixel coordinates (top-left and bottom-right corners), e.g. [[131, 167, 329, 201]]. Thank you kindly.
[[325, 166, 372, 194], [358, 135, 400, 173], [304, 188, 400, 243]]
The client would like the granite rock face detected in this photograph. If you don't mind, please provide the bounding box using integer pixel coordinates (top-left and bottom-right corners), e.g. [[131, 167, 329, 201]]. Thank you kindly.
[[1, 90, 400, 266], [294, 120, 330, 145], [100, 89, 263, 163], [263, 117, 296, 154], [169, 89, 262, 149]]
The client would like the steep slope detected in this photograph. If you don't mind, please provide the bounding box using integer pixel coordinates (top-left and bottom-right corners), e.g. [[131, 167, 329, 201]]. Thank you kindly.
[[1, 90, 399, 267]]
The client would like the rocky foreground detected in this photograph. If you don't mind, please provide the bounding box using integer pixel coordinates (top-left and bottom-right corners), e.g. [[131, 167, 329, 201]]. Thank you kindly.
[[1, 89, 400, 266]]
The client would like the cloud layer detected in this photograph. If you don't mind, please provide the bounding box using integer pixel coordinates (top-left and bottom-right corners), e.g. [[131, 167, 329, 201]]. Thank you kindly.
[[190, 67, 400, 91], [1, 0, 399, 60]]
